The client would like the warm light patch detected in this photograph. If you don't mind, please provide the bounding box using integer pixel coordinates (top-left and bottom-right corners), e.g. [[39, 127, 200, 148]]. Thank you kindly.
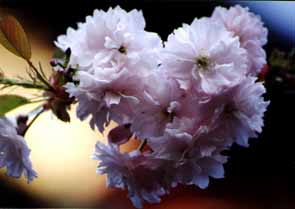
[[0, 12, 117, 205]]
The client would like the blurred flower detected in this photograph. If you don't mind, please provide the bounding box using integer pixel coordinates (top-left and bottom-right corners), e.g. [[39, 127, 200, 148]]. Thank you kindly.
[[0, 117, 37, 183], [262, 48, 295, 94]]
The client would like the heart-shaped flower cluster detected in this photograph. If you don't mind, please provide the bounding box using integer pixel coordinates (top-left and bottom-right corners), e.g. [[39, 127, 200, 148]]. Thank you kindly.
[[56, 5, 269, 208]]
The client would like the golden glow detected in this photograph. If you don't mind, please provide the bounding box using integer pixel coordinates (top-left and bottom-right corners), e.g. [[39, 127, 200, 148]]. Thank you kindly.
[[7, 105, 116, 206], [0, 9, 115, 206]]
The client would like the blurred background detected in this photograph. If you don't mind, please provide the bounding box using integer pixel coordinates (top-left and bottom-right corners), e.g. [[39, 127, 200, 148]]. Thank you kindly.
[[0, 0, 294, 209]]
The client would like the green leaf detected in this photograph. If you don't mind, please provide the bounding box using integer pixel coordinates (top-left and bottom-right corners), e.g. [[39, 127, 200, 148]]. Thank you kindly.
[[64, 48, 71, 67], [52, 47, 66, 60], [0, 16, 31, 60], [0, 94, 30, 116], [52, 47, 71, 68]]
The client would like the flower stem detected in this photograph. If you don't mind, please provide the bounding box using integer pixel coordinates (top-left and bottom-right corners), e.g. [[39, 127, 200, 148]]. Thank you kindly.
[[23, 105, 45, 136], [29, 98, 49, 104], [27, 60, 54, 91], [0, 78, 48, 90]]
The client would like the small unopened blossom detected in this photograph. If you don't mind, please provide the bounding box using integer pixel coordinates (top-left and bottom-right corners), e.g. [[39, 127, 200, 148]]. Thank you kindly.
[[108, 123, 132, 145], [0, 117, 37, 183]]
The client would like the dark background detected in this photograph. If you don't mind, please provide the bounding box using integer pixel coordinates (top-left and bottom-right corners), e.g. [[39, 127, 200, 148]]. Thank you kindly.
[[0, 0, 294, 208]]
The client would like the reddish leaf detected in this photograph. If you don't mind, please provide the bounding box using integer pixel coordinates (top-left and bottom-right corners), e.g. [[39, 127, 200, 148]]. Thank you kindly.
[[0, 16, 31, 60]]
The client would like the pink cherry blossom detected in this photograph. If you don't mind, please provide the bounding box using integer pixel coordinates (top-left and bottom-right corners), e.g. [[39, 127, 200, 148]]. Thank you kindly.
[[55, 6, 162, 71], [131, 71, 185, 138], [65, 67, 142, 132], [57, 6, 162, 132], [93, 141, 170, 208], [162, 17, 247, 95], [197, 77, 269, 147], [211, 5, 268, 75], [148, 125, 227, 189]]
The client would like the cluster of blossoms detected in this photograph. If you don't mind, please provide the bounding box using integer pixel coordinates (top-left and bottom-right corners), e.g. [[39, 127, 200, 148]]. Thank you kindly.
[[54, 5, 269, 208], [0, 5, 269, 208]]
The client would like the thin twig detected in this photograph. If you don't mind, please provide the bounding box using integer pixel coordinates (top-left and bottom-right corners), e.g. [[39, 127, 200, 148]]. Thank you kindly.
[[27, 60, 53, 91], [28, 98, 48, 104], [38, 62, 48, 80], [0, 78, 48, 90], [23, 106, 45, 136]]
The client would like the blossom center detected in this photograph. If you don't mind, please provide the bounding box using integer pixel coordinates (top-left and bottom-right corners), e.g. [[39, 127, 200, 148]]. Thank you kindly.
[[195, 56, 210, 71], [162, 109, 175, 123], [118, 45, 127, 54], [224, 103, 236, 115]]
